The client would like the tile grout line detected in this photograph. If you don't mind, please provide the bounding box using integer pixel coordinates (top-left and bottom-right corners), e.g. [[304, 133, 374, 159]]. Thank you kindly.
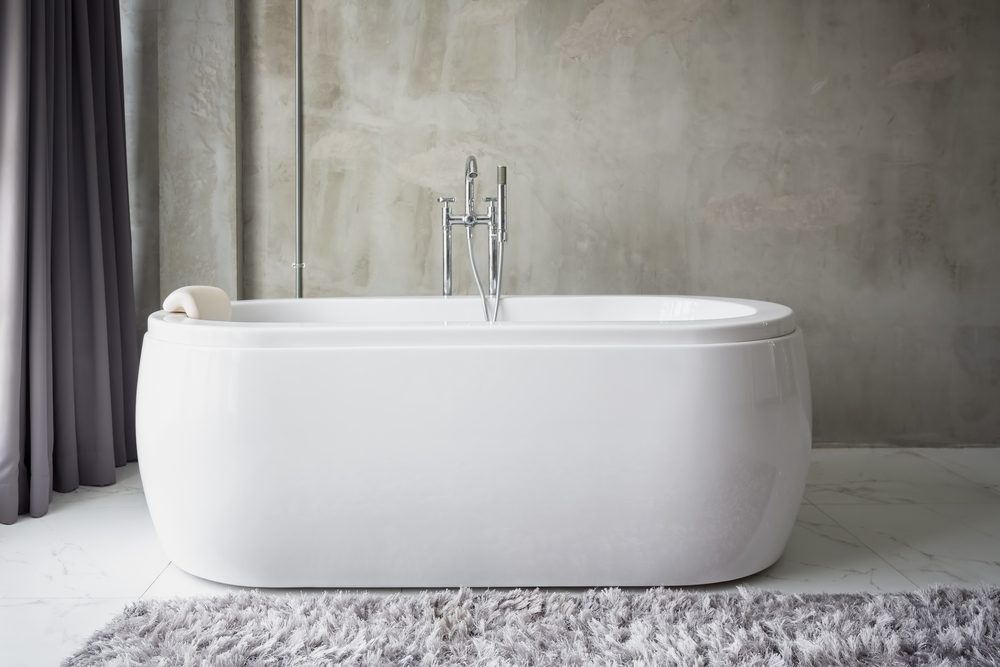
[[910, 449, 1000, 493], [809, 503, 923, 589], [138, 562, 172, 600]]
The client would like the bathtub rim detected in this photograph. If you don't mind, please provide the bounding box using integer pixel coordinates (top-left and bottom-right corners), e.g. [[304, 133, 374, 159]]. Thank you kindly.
[[146, 294, 796, 347]]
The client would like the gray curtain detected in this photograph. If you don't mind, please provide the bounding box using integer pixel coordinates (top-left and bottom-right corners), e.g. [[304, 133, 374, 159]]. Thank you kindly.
[[0, 0, 138, 524]]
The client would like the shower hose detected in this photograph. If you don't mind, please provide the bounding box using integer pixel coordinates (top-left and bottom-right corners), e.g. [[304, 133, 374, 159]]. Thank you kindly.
[[465, 225, 504, 323]]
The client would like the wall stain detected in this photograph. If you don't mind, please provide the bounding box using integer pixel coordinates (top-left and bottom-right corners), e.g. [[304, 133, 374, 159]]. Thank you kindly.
[[697, 189, 861, 231], [883, 50, 960, 86], [556, 0, 713, 59], [954, 326, 1000, 385], [352, 255, 370, 289], [456, 0, 527, 25]]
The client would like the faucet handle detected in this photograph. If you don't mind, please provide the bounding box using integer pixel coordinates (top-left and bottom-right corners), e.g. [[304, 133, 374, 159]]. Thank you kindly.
[[483, 197, 497, 203], [437, 196, 455, 205]]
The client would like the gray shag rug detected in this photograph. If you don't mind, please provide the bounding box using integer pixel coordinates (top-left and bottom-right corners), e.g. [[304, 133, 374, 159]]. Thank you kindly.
[[65, 586, 1000, 666]]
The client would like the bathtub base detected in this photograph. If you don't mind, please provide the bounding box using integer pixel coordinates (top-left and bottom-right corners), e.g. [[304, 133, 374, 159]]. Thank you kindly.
[[138, 327, 811, 588]]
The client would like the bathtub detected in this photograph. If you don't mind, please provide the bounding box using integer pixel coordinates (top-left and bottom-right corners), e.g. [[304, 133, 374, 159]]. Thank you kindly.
[[136, 294, 811, 588]]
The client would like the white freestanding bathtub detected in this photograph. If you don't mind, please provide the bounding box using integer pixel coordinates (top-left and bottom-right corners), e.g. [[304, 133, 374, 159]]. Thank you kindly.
[[137, 294, 811, 588]]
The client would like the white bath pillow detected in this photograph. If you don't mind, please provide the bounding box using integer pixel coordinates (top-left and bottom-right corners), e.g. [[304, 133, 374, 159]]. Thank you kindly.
[[162, 286, 232, 321]]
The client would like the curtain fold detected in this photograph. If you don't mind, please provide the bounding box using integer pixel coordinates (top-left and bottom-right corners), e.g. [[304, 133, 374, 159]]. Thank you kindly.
[[0, 0, 137, 524]]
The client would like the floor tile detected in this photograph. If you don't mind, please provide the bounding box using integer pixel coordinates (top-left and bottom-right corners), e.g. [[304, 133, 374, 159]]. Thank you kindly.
[[0, 492, 167, 598], [0, 597, 131, 667], [915, 448, 1000, 488], [805, 480, 1000, 505], [701, 505, 913, 593], [806, 448, 1000, 504], [38, 463, 145, 509], [114, 462, 144, 492], [807, 447, 990, 484], [924, 503, 1000, 541], [819, 503, 1000, 587]]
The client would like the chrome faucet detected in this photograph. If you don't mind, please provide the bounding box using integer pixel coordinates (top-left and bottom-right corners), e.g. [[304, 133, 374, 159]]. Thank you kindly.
[[437, 155, 508, 320]]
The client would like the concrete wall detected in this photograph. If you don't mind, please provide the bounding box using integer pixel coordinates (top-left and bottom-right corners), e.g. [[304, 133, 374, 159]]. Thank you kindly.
[[125, 0, 1000, 444], [157, 0, 241, 299], [122, 0, 242, 318], [120, 0, 159, 343]]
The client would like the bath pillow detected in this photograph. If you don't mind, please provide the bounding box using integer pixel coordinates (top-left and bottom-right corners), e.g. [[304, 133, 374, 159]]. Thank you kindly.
[[162, 286, 232, 321]]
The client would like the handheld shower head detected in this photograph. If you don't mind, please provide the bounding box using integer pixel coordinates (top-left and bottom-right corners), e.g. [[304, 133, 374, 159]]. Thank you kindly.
[[464, 155, 479, 217]]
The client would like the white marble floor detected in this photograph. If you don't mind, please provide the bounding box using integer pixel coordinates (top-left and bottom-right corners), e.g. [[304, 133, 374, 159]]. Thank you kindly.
[[3, 447, 1000, 665]]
